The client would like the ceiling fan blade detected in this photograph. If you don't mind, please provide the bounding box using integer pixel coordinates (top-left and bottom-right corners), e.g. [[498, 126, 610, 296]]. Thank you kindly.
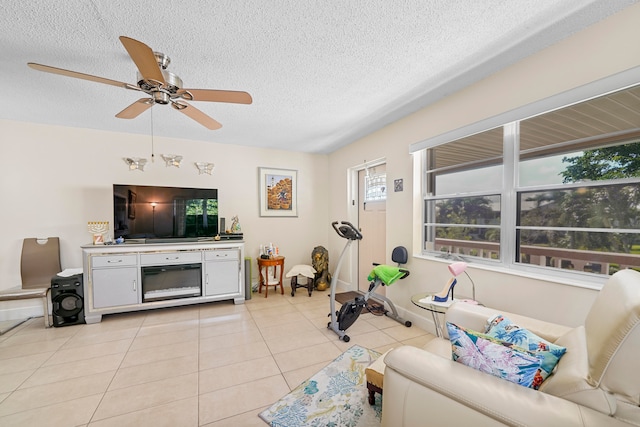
[[182, 89, 253, 104], [27, 63, 133, 89], [119, 36, 166, 85], [116, 99, 154, 119], [175, 101, 222, 130]]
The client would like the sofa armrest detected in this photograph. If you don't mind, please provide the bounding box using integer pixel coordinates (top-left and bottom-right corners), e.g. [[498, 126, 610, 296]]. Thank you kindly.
[[381, 346, 627, 427], [445, 301, 571, 342]]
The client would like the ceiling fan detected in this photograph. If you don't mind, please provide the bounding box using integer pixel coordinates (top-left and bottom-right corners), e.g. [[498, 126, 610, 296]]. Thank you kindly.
[[27, 36, 252, 130]]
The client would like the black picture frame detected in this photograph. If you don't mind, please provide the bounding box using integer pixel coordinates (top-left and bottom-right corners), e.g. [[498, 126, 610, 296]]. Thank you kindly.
[[128, 190, 137, 219]]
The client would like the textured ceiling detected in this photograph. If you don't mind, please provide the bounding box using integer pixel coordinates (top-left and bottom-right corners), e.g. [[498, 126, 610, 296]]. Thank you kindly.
[[1, 0, 635, 154]]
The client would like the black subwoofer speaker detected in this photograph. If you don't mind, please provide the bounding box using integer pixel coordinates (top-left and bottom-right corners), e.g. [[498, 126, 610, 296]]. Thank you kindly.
[[51, 273, 85, 327]]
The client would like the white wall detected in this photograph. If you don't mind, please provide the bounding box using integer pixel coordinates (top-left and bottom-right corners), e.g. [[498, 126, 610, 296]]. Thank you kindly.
[[5, 3, 640, 327], [328, 2, 640, 329], [1, 120, 329, 319]]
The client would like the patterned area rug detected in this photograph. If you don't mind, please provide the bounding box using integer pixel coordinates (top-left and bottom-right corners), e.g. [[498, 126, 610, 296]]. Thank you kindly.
[[259, 345, 382, 426]]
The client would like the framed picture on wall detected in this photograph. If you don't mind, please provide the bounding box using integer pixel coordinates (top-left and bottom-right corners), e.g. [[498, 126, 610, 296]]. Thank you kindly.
[[128, 190, 137, 219], [259, 167, 298, 217]]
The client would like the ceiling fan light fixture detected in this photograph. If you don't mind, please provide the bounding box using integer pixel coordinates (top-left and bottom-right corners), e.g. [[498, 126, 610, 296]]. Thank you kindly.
[[161, 154, 182, 168], [195, 162, 214, 175], [124, 157, 147, 171], [152, 91, 171, 105]]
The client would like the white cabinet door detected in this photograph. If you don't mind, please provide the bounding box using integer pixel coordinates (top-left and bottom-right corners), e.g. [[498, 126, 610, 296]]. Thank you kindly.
[[204, 260, 239, 296], [92, 267, 139, 308]]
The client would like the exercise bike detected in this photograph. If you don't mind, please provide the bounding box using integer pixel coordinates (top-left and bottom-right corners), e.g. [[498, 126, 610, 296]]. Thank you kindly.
[[328, 221, 412, 342]]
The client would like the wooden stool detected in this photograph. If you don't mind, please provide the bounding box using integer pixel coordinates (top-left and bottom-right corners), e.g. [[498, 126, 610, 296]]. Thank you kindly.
[[365, 349, 392, 404], [286, 264, 316, 297], [257, 256, 285, 297]]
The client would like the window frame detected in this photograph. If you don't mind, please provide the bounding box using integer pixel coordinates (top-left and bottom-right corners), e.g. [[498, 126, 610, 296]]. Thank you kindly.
[[413, 67, 640, 286], [364, 171, 387, 202]]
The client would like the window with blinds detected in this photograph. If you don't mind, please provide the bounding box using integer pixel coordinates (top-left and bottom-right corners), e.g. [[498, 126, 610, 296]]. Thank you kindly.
[[425, 127, 503, 259], [419, 81, 640, 279]]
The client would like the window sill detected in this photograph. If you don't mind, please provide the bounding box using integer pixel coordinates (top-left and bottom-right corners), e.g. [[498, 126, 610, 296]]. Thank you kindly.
[[414, 253, 606, 291]]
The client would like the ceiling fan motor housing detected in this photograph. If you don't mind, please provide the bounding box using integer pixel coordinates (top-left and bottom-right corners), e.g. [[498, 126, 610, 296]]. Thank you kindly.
[[136, 51, 183, 101], [137, 69, 183, 96]]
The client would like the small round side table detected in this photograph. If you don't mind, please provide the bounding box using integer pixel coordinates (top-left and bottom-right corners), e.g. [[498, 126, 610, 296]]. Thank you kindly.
[[411, 292, 481, 337], [257, 256, 285, 298]]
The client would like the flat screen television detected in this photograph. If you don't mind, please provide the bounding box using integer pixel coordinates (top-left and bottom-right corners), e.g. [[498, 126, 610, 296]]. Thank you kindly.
[[113, 184, 218, 242]]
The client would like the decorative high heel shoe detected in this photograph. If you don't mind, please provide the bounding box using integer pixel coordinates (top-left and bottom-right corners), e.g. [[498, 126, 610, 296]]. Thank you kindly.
[[432, 277, 457, 303]]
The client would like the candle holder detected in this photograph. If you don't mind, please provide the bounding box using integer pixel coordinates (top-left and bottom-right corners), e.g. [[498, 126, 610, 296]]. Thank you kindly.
[[88, 221, 109, 245]]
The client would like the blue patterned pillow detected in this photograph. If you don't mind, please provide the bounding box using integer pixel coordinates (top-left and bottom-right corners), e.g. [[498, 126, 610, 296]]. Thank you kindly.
[[485, 315, 566, 389], [447, 322, 544, 389]]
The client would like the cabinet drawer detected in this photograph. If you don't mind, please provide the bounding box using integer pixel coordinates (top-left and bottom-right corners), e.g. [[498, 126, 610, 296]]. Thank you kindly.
[[140, 251, 202, 266], [204, 250, 239, 261], [92, 254, 137, 268]]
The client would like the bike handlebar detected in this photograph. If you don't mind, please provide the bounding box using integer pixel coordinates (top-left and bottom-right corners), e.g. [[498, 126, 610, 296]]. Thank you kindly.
[[331, 221, 363, 241]]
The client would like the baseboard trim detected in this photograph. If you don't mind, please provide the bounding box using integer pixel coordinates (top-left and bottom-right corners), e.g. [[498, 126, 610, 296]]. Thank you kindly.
[[0, 301, 45, 322]]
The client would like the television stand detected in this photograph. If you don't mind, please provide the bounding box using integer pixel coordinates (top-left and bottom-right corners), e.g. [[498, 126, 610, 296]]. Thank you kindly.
[[82, 241, 245, 323]]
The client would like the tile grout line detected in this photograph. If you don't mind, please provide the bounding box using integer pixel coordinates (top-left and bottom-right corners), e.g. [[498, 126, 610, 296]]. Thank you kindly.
[[85, 313, 147, 426], [0, 319, 96, 422]]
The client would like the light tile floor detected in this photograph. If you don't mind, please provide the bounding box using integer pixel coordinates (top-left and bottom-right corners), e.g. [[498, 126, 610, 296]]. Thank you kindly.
[[0, 290, 435, 426]]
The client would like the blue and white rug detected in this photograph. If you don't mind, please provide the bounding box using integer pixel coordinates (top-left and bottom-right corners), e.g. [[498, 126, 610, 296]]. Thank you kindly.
[[259, 345, 382, 427]]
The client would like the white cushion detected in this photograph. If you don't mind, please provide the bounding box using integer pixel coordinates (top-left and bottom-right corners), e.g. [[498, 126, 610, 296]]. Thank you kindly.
[[285, 264, 316, 279]]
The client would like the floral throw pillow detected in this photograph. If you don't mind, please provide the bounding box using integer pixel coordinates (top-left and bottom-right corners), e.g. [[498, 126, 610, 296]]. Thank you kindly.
[[446, 322, 544, 389], [485, 315, 566, 389]]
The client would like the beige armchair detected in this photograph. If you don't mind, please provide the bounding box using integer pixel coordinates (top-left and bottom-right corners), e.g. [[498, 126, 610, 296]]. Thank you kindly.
[[381, 269, 640, 427]]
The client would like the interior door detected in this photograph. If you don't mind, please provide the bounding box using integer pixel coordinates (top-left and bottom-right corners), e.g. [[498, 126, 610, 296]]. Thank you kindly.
[[358, 165, 386, 294]]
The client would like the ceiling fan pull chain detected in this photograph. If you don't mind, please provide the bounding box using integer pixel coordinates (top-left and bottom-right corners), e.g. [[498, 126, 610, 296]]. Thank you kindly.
[[150, 106, 155, 163]]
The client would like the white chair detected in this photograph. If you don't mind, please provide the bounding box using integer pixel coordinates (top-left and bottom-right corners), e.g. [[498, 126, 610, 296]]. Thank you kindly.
[[0, 237, 61, 333]]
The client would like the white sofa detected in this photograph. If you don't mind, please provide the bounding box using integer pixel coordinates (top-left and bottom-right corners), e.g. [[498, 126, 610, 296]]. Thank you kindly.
[[381, 269, 640, 427]]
